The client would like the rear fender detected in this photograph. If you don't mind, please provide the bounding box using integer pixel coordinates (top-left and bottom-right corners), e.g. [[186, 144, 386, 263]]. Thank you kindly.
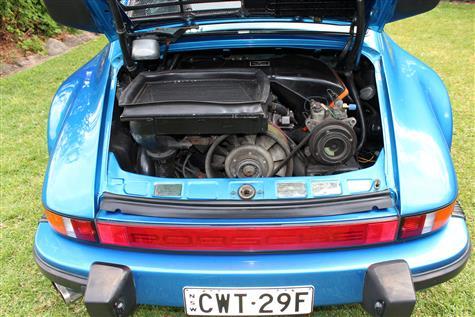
[[43, 45, 113, 219], [378, 32, 456, 215]]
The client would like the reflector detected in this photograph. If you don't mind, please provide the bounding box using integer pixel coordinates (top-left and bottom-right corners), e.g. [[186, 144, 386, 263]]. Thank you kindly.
[[44, 201, 455, 250], [399, 201, 455, 239], [399, 215, 426, 239], [71, 219, 97, 242], [96, 219, 398, 252]]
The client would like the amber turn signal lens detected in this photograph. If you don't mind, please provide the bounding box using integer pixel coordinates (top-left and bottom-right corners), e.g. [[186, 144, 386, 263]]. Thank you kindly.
[[432, 203, 455, 231], [44, 210, 67, 235], [44, 210, 97, 242]]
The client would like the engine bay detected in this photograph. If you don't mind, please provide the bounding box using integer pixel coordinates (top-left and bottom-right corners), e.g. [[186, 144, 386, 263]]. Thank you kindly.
[[111, 48, 383, 179]]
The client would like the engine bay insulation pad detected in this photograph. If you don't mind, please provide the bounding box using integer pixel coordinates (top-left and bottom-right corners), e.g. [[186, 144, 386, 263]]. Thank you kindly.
[[119, 68, 271, 135]]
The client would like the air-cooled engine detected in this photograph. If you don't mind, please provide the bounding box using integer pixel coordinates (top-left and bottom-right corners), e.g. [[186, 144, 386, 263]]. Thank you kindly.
[[113, 51, 380, 178]]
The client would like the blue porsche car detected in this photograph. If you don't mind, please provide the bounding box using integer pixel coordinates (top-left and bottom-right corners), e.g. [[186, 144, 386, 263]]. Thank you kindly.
[[35, 0, 470, 316]]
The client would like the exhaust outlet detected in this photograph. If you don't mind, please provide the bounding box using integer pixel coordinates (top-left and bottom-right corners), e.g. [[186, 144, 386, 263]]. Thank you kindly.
[[53, 283, 82, 304]]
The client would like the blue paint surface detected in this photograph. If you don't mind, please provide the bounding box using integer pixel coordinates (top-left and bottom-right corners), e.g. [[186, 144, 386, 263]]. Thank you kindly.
[[38, 7, 467, 307], [35, 216, 470, 306], [42, 31, 457, 218]]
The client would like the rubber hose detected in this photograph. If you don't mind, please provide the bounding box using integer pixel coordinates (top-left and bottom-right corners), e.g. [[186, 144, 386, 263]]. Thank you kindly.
[[346, 74, 366, 152], [270, 128, 317, 177], [271, 103, 288, 116]]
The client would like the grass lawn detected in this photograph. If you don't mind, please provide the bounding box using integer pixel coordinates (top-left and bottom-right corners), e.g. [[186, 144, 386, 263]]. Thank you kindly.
[[0, 3, 473, 316]]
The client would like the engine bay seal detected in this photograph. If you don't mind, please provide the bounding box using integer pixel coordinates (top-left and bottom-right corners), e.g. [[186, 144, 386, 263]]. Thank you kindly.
[[100, 190, 393, 219]]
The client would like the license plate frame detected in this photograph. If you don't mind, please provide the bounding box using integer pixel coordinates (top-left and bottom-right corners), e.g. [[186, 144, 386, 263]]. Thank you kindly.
[[183, 286, 315, 316]]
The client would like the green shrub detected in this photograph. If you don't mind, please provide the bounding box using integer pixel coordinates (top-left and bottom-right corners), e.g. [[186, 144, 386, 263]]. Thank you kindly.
[[19, 36, 45, 54], [0, 0, 60, 44]]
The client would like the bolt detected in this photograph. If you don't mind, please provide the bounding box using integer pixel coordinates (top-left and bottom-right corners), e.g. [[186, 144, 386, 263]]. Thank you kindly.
[[374, 179, 381, 190], [242, 165, 257, 177], [374, 301, 384, 316], [115, 300, 126, 314]]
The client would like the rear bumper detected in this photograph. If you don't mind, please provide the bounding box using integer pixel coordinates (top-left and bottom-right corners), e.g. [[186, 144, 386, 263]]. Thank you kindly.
[[412, 240, 470, 290], [34, 214, 470, 308]]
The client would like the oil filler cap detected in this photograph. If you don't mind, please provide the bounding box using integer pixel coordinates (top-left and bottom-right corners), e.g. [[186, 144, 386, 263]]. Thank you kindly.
[[238, 184, 256, 200]]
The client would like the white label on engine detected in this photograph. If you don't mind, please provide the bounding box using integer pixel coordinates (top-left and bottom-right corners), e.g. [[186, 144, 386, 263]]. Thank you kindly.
[[347, 179, 373, 193], [277, 182, 307, 198], [154, 183, 183, 197], [311, 181, 341, 197]]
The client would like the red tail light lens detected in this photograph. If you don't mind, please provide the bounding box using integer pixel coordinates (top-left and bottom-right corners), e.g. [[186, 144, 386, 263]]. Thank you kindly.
[[96, 219, 398, 252], [70, 219, 97, 242], [399, 215, 426, 239], [399, 202, 455, 239], [45, 210, 97, 242]]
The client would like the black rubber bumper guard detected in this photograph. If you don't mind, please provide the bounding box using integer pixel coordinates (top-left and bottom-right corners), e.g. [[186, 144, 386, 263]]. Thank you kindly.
[[34, 206, 470, 317], [34, 251, 137, 317]]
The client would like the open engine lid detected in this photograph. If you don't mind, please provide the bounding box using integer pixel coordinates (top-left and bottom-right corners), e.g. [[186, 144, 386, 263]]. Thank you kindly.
[[45, 0, 440, 38]]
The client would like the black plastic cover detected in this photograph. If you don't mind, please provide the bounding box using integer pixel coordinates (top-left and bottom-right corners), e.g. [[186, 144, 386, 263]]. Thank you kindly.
[[177, 53, 347, 124], [362, 260, 416, 317], [120, 69, 270, 135], [109, 122, 137, 172], [84, 263, 136, 317], [178, 54, 346, 92]]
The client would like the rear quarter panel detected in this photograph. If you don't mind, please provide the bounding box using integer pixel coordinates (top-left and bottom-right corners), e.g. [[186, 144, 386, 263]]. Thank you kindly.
[[376, 31, 456, 215], [43, 44, 114, 218]]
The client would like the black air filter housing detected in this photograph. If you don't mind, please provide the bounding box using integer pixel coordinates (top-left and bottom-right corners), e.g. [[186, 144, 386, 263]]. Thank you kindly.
[[119, 69, 270, 135]]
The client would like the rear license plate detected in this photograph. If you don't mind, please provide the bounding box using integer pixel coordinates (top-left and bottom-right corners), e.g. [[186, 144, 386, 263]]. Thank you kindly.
[[183, 286, 314, 316]]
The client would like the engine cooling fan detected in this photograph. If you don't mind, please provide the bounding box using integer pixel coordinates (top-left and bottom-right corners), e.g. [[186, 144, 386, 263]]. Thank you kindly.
[[205, 125, 293, 178]]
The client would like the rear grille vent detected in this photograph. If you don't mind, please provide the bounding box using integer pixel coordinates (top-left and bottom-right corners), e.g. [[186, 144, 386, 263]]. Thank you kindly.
[[122, 0, 358, 20], [244, 0, 357, 19]]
